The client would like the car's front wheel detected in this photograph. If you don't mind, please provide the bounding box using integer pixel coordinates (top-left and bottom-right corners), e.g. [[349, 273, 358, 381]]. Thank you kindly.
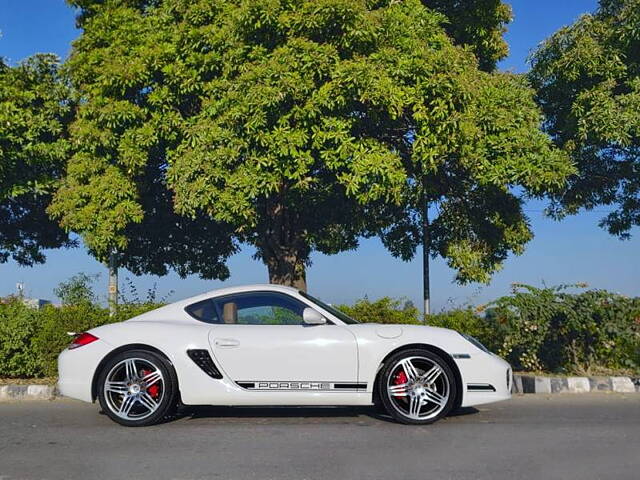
[[378, 349, 456, 425], [97, 350, 177, 427]]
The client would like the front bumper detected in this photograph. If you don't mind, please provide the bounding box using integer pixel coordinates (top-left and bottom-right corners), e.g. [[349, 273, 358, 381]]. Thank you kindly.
[[456, 353, 512, 407], [57, 339, 113, 403]]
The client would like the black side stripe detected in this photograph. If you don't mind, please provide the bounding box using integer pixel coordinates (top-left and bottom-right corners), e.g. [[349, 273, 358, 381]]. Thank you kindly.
[[332, 383, 367, 390]]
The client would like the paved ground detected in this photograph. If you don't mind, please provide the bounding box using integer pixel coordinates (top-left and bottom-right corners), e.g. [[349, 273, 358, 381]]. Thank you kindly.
[[0, 394, 639, 480]]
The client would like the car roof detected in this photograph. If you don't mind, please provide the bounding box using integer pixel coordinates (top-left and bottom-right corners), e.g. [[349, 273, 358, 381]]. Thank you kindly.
[[167, 284, 299, 309]]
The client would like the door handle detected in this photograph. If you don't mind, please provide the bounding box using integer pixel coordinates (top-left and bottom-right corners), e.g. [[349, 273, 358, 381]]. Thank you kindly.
[[215, 338, 240, 348]]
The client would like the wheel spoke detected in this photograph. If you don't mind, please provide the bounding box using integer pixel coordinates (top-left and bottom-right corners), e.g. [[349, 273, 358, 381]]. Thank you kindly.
[[138, 393, 158, 412], [124, 359, 138, 381], [420, 365, 442, 385], [408, 396, 424, 418], [118, 394, 136, 416], [141, 369, 162, 388], [105, 381, 128, 395], [400, 359, 419, 381], [388, 383, 408, 397], [424, 388, 446, 406]]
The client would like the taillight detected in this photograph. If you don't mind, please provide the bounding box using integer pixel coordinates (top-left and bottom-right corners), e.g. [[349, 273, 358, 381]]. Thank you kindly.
[[68, 332, 99, 350]]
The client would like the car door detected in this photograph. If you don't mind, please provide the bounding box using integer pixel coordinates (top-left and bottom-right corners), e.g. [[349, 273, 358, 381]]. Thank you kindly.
[[207, 291, 358, 388]]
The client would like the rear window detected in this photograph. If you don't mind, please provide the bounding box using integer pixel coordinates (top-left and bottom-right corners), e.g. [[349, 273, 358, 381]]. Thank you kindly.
[[184, 298, 220, 324]]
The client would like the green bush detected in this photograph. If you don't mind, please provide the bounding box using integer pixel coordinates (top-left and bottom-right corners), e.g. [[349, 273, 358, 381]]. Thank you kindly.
[[426, 308, 492, 345], [33, 304, 113, 377], [0, 299, 42, 377], [337, 286, 640, 375], [485, 284, 640, 374], [0, 300, 163, 378], [337, 297, 421, 324]]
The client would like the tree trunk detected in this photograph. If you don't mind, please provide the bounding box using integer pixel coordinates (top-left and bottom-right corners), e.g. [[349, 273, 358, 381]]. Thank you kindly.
[[266, 253, 307, 291], [108, 249, 118, 317], [260, 197, 308, 291]]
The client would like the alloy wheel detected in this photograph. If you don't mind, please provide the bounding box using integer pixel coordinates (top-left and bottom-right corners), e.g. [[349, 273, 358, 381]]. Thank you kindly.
[[103, 357, 165, 421], [385, 355, 450, 421]]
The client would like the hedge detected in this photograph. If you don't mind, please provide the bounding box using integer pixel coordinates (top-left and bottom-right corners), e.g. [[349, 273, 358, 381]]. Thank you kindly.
[[0, 300, 159, 378], [1, 284, 638, 378], [337, 285, 640, 375]]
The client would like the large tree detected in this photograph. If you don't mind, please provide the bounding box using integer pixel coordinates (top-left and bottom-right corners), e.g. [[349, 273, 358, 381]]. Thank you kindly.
[[48, 2, 239, 310], [56, 0, 571, 294], [165, 0, 571, 290], [530, 0, 640, 238], [0, 55, 74, 266]]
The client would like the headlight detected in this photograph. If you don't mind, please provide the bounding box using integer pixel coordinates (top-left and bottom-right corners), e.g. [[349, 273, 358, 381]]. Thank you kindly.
[[460, 333, 491, 353]]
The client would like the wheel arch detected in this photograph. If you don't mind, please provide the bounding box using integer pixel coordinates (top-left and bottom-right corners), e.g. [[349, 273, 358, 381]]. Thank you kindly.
[[372, 343, 464, 412], [91, 343, 177, 402]]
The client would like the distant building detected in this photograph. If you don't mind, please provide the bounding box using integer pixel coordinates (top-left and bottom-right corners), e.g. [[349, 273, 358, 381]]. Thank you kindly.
[[1, 283, 53, 309], [22, 298, 52, 310], [0, 296, 52, 309]]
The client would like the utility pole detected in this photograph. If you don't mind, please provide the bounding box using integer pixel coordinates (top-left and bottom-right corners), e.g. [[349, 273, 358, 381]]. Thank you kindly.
[[108, 248, 118, 317], [422, 173, 431, 321], [422, 200, 431, 320]]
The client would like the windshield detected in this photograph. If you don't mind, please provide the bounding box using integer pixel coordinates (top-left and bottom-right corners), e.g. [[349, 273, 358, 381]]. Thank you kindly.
[[299, 291, 360, 325]]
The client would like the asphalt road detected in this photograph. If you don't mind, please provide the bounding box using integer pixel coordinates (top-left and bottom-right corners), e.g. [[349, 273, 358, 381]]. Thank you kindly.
[[0, 394, 639, 480]]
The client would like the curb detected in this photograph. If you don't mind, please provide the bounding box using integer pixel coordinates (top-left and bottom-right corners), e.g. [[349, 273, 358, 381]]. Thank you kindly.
[[0, 384, 57, 401], [513, 374, 640, 394]]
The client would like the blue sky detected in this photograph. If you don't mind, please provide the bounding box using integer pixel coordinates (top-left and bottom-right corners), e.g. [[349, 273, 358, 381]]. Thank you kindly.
[[1, 0, 638, 309]]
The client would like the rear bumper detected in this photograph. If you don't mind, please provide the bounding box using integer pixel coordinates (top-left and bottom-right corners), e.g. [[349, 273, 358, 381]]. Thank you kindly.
[[57, 339, 112, 403]]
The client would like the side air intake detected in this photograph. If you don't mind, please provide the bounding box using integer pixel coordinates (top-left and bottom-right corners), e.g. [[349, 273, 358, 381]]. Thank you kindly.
[[187, 349, 223, 379]]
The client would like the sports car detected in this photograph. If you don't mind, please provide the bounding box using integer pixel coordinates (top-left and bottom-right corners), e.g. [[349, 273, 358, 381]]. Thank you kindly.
[[58, 284, 511, 426]]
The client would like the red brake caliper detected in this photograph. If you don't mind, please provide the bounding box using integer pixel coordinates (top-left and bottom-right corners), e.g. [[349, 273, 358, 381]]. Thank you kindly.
[[394, 370, 408, 400], [142, 369, 160, 399]]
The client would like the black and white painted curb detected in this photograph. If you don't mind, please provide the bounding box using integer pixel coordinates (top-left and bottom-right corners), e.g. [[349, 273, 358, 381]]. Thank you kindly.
[[513, 375, 640, 394], [1, 376, 639, 401], [0, 385, 56, 401]]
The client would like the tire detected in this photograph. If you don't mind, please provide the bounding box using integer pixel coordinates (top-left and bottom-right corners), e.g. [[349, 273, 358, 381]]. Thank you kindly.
[[97, 349, 178, 427], [377, 348, 457, 425]]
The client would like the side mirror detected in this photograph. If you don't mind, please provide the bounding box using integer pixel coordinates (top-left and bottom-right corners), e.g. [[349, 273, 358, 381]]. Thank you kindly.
[[303, 307, 327, 325]]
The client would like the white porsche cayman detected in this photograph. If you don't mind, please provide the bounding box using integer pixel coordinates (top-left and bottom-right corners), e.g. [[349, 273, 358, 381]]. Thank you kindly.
[[58, 284, 511, 426]]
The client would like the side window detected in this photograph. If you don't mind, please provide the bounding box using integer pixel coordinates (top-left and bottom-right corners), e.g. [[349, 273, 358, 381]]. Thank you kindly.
[[213, 292, 306, 325], [185, 298, 221, 324]]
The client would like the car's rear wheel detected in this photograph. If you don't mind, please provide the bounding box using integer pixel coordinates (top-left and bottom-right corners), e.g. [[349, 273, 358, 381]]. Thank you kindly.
[[378, 349, 456, 425], [97, 350, 177, 427]]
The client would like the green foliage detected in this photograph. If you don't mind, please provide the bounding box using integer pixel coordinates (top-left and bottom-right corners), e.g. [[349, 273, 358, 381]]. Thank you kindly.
[[337, 297, 422, 324], [0, 55, 74, 265], [423, 0, 512, 71], [54, 273, 99, 306], [34, 303, 113, 377], [55, 0, 571, 289], [485, 284, 640, 374], [339, 287, 640, 375], [33, 301, 159, 377], [530, 0, 640, 238], [427, 308, 490, 342], [0, 299, 42, 377], [48, 2, 238, 280], [0, 298, 161, 379]]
